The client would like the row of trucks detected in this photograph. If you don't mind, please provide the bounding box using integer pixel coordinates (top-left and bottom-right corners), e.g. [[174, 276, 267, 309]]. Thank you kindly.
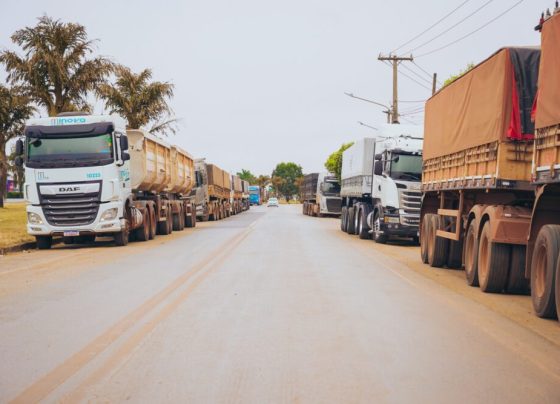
[[14, 114, 250, 249], [301, 173, 342, 216], [339, 9, 560, 322]]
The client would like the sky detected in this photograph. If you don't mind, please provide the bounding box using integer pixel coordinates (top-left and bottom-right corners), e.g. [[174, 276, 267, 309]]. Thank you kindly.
[[0, 0, 554, 175]]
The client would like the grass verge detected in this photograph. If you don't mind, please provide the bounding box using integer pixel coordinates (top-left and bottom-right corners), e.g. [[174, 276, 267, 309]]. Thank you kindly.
[[0, 202, 33, 249]]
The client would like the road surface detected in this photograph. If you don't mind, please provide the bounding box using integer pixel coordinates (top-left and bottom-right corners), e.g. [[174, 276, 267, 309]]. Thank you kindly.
[[0, 205, 559, 403]]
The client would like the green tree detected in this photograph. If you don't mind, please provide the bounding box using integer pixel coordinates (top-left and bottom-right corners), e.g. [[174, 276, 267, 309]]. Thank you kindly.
[[0, 16, 113, 116], [98, 65, 176, 134], [0, 84, 35, 207], [325, 142, 353, 182], [237, 169, 256, 184], [443, 63, 475, 87], [271, 162, 303, 201]]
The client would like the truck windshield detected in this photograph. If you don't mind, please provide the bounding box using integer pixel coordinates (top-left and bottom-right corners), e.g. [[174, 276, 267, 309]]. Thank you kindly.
[[390, 153, 422, 181], [26, 133, 114, 168], [321, 181, 340, 195]]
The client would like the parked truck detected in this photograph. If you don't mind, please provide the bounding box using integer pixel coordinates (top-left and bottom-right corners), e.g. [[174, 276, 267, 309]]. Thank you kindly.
[[248, 185, 261, 205], [15, 114, 197, 249], [241, 180, 250, 211], [419, 47, 540, 300], [340, 124, 423, 243], [301, 173, 341, 217], [230, 174, 244, 215], [191, 158, 232, 221]]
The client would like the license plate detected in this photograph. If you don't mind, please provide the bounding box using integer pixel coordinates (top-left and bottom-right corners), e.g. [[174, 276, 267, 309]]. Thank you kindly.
[[63, 231, 80, 237]]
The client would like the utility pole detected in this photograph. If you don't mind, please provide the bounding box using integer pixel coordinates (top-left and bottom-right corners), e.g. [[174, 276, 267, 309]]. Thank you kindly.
[[432, 73, 438, 95], [378, 54, 413, 124]]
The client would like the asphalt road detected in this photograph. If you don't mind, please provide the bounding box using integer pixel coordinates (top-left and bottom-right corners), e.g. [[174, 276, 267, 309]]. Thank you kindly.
[[0, 205, 559, 403]]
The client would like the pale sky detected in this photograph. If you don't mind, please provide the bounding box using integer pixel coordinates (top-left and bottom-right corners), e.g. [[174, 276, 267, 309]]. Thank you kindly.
[[0, 0, 552, 175]]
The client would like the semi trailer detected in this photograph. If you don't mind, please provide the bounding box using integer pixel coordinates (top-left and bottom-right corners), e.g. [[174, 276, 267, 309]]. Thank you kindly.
[[301, 173, 341, 217], [191, 158, 232, 221], [230, 174, 244, 215], [340, 124, 423, 243], [241, 180, 251, 211], [15, 114, 197, 249], [419, 47, 541, 302]]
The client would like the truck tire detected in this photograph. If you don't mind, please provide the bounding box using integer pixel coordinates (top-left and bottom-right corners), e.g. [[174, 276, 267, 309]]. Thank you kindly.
[[477, 221, 510, 293], [530, 225, 560, 318], [186, 205, 197, 228], [148, 206, 157, 240], [172, 212, 182, 231], [357, 204, 371, 239], [303, 202, 307, 215], [420, 216, 429, 263], [114, 221, 130, 246], [341, 206, 348, 232], [157, 208, 172, 235], [36, 236, 52, 250], [347, 207, 356, 235], [353, 204, 361, 235], [135, 210, 150, 242], [464, 220, 479, 286], [372, 210, 387, 244], [447, 239, 463, 269], [506, 245, 529, 295], [427, 214, 448, 267]]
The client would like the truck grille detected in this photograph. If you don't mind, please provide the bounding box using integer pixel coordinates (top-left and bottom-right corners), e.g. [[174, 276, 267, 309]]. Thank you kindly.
[[326, 197, 341, 213], [40, 188, 101, 227], [399, 189, 421, 227]]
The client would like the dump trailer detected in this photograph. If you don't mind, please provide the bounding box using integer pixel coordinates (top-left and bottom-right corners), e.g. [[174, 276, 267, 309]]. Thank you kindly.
[[526, 11, 560, 320], [191, 158, 232, 221], [16, 115, 197, 249], [419, 47, 540, 298], [230, 174, 244, 215], [301, 173, 341, 217], [340, 124, 423, 242], [241, 180, 250, 211]]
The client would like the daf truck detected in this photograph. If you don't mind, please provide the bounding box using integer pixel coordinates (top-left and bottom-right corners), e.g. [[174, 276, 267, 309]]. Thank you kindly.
[[340, 124, 423, 243], [14, 114, 197, 249], [301, 173, 341, 217]]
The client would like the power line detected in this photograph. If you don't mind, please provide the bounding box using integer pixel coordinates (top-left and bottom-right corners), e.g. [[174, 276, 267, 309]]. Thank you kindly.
[[416, 0, 526, 58], [400, 99, 426, 103], [402, 0, 496, 56], [391, 0, 473, 54], [412, 61, 442, 86], [401, 63, 433, 85], [398, 68, 432, 91]]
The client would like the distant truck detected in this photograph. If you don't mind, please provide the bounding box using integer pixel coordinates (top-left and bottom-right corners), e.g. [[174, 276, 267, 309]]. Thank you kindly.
[[15, 114, 197, 249], [340, 124, 423, 243], [191, 159, 232, 221], [230, 174, 244, 215], [248, 185, 261, 205], [241, 180, 250, 211], [419, 47, 540, 298], [301, 173, 341, 216]]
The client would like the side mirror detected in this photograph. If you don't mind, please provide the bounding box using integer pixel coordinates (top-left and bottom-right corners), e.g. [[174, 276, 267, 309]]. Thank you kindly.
[[119, 135, 129, 151], [15, 156, 23, 167], [393, 155, 400, 163], [122, 152, 130, 162], [374, 153, 382, 161], [374, 160, 383, 176], [15, 139, 24, 156]]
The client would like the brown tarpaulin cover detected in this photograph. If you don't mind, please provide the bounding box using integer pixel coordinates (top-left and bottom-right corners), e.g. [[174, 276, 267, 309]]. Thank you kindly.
[[536, 13, 560, 129], [423, 49, 512, 160]]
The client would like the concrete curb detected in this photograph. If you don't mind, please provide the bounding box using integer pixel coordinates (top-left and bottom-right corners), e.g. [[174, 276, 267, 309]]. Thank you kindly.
[[0, 238, 63, 255]]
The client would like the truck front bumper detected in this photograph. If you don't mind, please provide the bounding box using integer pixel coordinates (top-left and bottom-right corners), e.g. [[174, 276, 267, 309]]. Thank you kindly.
[[380, 222, 419, 238], [26, 203, 123, 236]]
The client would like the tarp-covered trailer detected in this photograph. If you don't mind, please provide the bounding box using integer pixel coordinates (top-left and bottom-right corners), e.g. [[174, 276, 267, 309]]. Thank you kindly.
[[420, 47, 540, 297]]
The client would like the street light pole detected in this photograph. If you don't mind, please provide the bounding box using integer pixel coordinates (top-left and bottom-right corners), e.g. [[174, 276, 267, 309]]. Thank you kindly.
[[344, 92, 392, 123]]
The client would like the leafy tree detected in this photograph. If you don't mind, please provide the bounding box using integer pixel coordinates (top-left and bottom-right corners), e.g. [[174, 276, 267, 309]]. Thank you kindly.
[[237, 169, 256, 184], [255, 175, 270, 188], [98, 65, 176, 134], [443, 63, 475, 87], [271, 162, 303, 201], [0, 84, 35, 207], [8, 148, 25, 194], [0, 16, 113, 116], [325, 142, 353, 182]]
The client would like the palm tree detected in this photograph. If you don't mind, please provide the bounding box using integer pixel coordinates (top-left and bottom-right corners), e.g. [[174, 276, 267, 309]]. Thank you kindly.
[[98, 65, 176, 134], [0, 16, 113, 116], [0, 84, 35, 207]]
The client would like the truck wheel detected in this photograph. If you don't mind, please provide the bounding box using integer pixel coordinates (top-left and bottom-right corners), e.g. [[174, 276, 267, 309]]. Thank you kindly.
[[186, 204, 197, 228], [36, 236, 53, 250], [464, 220, 479, 286], [506, 245, 529, 295], [346, 207, 356, 235], [477, 221, 510, 293], [428, 214, 448, 267], [447, 239, 463, 269], [114, 220, 130, 246], [157, 209, 171, 235], [420, 216, 429, 263], [530, 225, 560, 318], [172, 213, 181, 231], [148, 206, 157, 240], [353, 204, 361, 235], [373, 210, 387, 244], [341, 207, 348, 232], [358, 205, 371, 239], [135, 210, 150, 242]]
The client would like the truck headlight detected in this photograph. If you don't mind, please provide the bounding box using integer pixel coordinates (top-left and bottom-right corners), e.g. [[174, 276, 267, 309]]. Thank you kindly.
[[28, 212, 43, 224], [384, 216, 400, 224], [101, 208, 118, 221]]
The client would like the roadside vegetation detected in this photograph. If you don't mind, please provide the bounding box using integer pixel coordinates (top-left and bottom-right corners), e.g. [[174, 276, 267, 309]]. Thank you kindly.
[[0, 202, 33, 249]]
